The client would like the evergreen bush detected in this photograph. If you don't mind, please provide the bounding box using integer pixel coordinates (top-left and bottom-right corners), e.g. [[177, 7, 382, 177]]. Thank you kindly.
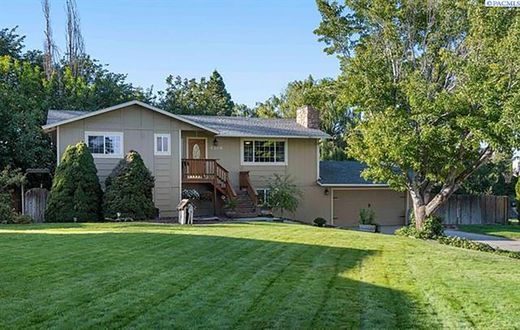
[[103, 150, 156, 220], [313, 217, 327, 227], [45, 142, 103, 222], [516, 178, 520, 220]]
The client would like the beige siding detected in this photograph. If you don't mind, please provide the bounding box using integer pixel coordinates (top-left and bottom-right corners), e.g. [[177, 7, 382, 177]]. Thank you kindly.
[[57, 104, 196, 218], [332, 189, 406, 226], [181, 132, 328, 223]]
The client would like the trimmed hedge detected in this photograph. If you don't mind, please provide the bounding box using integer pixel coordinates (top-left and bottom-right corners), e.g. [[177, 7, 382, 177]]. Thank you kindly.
[[45, 142, 103, 222], [103, 150, 156, 220], [438, 236, 520, 259]]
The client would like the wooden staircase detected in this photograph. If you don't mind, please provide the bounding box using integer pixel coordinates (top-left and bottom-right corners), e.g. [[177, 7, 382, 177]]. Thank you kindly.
[[234, 190, 258, 217], [182, 159, 237, 200], [181, 160, 260, 217], [234, 171, 259, 217]]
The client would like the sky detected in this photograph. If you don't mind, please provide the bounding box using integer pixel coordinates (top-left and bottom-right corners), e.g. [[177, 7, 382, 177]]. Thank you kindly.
[[0, 0, 341, 107]]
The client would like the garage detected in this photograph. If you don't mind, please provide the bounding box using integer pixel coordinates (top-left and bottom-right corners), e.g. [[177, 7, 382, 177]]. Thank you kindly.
[[332, 189, 407, 226], [319, 161, 409, 227]]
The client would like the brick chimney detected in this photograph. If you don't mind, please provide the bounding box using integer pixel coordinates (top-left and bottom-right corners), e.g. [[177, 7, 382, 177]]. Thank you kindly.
[[296, 105, 320, 129]]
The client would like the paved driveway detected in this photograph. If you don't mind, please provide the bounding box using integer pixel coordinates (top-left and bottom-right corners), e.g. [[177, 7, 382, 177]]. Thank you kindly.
[[445, 230, 520, 252]]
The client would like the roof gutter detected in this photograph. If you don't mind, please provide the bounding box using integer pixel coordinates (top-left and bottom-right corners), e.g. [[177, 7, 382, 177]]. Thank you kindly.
[[216, 134, 331, 139], [317, 181, 390, 188]]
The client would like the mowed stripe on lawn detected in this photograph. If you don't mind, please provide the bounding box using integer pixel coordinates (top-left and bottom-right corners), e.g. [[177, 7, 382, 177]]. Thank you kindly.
[[0, 222, 519, 329]]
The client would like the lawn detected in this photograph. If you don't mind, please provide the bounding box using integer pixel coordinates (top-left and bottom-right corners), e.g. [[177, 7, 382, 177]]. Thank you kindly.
[[1, 222, 519, 329], [458, 224, 520, 240]]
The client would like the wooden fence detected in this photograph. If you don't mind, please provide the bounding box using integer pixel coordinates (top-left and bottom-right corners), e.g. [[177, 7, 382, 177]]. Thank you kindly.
[[23, 188, 49, 223], [435, 195, 509, 225]]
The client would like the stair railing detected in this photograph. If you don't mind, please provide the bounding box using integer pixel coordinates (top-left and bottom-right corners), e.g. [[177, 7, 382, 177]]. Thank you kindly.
[[239, 171, 258, 207]]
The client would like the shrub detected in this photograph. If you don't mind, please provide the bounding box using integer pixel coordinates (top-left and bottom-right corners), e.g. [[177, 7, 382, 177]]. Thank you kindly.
[[224, 197, 238, 211], [182, 189, 200, 200], [0, 167, 26, 224], [517, 178, 520, 220], [438, 236, 520, 259], [395, 215, 444, 239], [103, 150, 156, 220], [45, 142, 103, 222], [359, 208, 375, 225], [0, 192, 15, 224], [267, 174, 303, 218], [313, 217, 327, 227], [12, 214, 33, 224]]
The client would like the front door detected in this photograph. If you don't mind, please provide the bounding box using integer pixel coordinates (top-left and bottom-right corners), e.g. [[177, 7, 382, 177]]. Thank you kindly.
[[187, 138, 207, 178], [188, 138, 206, 159]]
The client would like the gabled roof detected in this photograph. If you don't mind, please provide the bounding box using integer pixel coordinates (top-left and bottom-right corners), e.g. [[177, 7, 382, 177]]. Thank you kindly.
[[178, 115, 330, 139], [318, 161, 389, 187], [43, 100, 330, 139], [43, 100, 219, 133], [46, 110, 86, 125]]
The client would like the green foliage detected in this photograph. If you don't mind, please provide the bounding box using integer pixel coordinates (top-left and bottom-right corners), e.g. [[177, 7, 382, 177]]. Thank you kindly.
[[224, 197, 238, 211], [182, 189, 200, 200], [395, 216, 444, 240], [0, 167, 26, 224], [0, 192, 14, 224], [461, 156, 515, 196], [45, 142, 103, 222], [359, 208, 375, 225], [438, 236, 520, 260], [267, 174, 303, 218], [516, 178, 520, 220], [0, 27, 25, 59], [253, 76, 356, 160], [315, 1, 520, 225], [0, 55, 54, 170], [46, 57, 154, 111], [103, 150, 156, 220], [313, 217, 327, 227], [160, 70, 234, 116]]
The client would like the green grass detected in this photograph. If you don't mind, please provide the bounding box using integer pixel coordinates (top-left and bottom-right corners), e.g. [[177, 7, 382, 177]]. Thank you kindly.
[[0, 222, 519, 329], [458, 224, 520, 240]]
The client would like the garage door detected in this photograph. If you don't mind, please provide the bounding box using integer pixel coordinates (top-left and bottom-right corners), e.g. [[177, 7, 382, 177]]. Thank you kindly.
[[333, 189, 406, 226]]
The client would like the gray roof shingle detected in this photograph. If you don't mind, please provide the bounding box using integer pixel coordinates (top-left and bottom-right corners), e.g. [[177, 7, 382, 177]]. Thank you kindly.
[[177, 115, 330, 138], [319, 160, 386, 186], [47, 110, 87, 125], [46, 109, 330, 138]]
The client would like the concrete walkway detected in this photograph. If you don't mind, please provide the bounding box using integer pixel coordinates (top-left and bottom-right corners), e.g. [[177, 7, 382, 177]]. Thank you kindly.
[[445, 230, 520, 252]]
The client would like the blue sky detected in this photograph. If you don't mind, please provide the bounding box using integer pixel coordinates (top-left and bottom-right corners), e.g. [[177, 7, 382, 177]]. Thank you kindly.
[[1, 0, 340, 107]]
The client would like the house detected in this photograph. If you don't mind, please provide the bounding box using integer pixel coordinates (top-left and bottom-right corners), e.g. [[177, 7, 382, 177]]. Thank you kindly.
[[43, 100, 409, 226]]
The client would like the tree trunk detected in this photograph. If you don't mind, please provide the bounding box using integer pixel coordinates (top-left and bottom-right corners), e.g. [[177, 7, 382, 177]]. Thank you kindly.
[[410, 194, 427, 229]]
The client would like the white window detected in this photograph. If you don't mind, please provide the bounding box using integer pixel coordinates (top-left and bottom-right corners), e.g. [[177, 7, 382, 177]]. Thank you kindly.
[[256, 188, 271, 207], [242, 139, 287, 165], [154, 133, 171, 156], [85, 132, 123, 158]]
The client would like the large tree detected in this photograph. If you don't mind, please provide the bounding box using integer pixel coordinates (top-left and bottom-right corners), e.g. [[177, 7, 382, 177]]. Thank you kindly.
[[0, 55, 54, 170], [159, 70, 234, 116], [205, 70, 234, 116], [315, 0, 520, 228], [254, 76, 356, 160]]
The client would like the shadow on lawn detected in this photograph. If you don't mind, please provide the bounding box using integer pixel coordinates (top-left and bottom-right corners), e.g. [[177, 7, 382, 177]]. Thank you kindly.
[[0, 228, 436, 329]]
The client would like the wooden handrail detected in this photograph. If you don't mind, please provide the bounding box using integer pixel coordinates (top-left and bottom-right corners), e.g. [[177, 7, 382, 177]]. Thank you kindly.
[[239, 171, 258, 206], [182, 159, 236, 199]]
